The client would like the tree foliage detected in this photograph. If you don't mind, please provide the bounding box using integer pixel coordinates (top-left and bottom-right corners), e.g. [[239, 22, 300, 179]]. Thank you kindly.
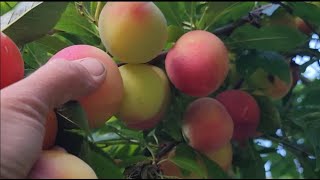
[[1, 1, 320, 179]]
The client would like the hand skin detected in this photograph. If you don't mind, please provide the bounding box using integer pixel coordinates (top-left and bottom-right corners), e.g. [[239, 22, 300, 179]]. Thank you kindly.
[[0, 58, 107, 179]]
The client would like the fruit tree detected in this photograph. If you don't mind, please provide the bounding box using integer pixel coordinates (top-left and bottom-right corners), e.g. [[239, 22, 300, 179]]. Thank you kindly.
[[1, 1, 320, 179]]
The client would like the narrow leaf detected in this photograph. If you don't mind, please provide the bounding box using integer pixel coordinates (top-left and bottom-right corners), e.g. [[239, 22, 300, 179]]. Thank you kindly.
[[236, 50, 291, 83], [1, 2, 68, 45], [227, 25, 308, 52]]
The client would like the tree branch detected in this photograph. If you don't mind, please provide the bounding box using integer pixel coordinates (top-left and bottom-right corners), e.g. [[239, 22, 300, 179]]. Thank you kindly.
[[213, 3, 276, 36], [156, 141, 180, 160], [263, 134, 314, 158], [233, 78, 245, 89]]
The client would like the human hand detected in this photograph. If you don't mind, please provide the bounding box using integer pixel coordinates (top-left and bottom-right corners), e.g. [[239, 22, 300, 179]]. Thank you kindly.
[[0, 58, 106, 178]]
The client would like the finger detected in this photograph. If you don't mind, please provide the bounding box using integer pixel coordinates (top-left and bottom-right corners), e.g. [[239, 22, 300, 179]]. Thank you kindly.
[[1, 58, 107, 117], [0, 58, 106, 179]]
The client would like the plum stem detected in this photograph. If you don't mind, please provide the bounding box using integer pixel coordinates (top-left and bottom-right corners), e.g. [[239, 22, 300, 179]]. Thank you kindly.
[[94, 2, 103, 26]]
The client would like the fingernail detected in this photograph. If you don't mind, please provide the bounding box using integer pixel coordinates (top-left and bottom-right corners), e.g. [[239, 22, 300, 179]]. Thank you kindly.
[[79, 58, 106, 76]]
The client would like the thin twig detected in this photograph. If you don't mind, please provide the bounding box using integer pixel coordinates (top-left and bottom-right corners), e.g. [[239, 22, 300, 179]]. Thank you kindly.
[[213, 3, 274, 36], [233, 78, 244, 89], [156, 142, 179, 159], [94, 2, 103, 26], [263, 134, 314, 158]]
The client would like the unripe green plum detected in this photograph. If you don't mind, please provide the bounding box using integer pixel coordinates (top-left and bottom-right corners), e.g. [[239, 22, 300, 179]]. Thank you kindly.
[[116, 64, 170, 130], [248, 68, 293, 100], [0, 32, 24, 89], [98, 2, 168, 63], [182, 97, 234, 153], [28, 150, 97, 179], [216, 90, 260, 142], [165, 30, 229, 97], [50, 45, 124, 128]]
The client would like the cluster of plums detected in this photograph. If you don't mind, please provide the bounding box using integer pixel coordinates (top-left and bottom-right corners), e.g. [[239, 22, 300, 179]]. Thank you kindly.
[[1, 1, 310, 179]]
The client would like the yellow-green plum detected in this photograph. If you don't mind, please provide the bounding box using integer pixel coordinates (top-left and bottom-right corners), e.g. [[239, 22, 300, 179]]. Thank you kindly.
[[116, 64, 170, 130], [50, 45, 124, 129], [204, 142, 233, 172], [160, 142, 233, 178], [165, 30, 229, 97], [98, 2, 168, 63], [28, 150, 97, 179], [248, 68, 293, 100], [182, 97, 234, 153]]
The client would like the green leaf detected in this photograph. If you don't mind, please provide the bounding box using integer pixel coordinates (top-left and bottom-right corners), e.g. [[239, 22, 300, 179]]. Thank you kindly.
[[207, 2, 255, 30], [305, 129, 320, 171], [0, 2, 17, 16], [227, 25, 308, 52], [167, 25, 184, 43], [169, 144, 207, 178], [80, 141, 124, 179], [22, 34, 72, 70], [254, 95, 282, 134], [1, 2, 68, 46], [58, 101, 92, 137], [157, 91, 194, 142], [105, 119, 144, 143], [22, 42, 50, 70], [55, 31, 87, 45], [103, 144, 142, 160], [154, 2, 185, 28], [236, 50, 291, 83], [265, 151, 301, 178], [55, 123, 85, 156], [298, 157, 319, 179], [203, 2, 244, 29], [234, 142, 266, 179], [292, 112, 320, 171], [54, 2, 100, 45], [301, 87, 320, 106], [288, 2, 320, 26], [33, 34, 72, 54]]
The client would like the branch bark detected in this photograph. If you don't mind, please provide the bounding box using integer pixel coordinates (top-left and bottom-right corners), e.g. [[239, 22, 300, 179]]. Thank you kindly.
[[263, 134, 314, 158]]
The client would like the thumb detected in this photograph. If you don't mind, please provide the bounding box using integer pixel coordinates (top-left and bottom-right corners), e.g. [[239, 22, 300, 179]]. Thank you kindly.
[[0, 58, 106, 179], [1, 58, 107, 114]]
